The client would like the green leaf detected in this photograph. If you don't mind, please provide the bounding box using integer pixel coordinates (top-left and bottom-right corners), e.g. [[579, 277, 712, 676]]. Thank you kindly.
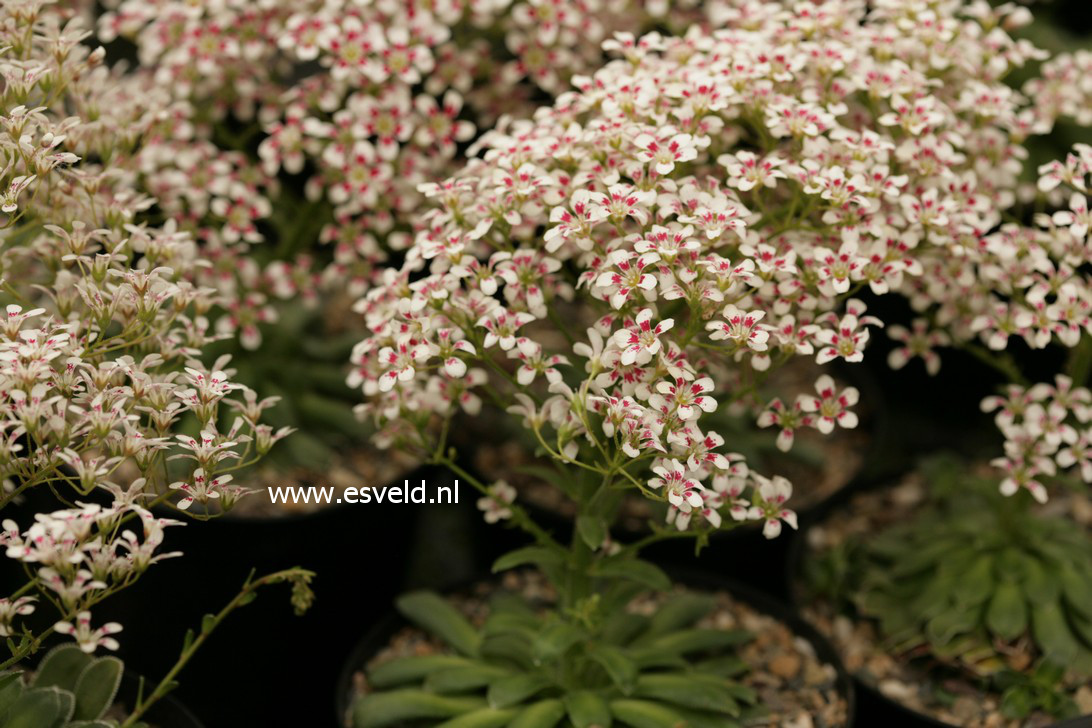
[[1022, 558, 1060, 605], [609, 699, 687, 728], [0, 672, 25, 714], [6, 687, 73, 728], [1061, 564, 1092, 618], [396, 592, 482, 657], [482, 613, 539, 640], [508, 699, 566, 728], [425, 664, 509, 694], [434, 707, 519, 727], [352, 690, 484, 728], [72, 656, 123, 721], [369, 656, 478, 689], [576, 515, 607, 551], [1070, 611, 1092, 648], [953, 555, 994, 606], [594, 559, 671, 592], [1032, 602, 1079, 665], [32, 645, 92, 691], [588, 645, 637, 694], [627, 653, 688, 671], [926, 605, 978, 647], [492, 548, 564, 574], [644, 594, 716, 637], [721, 682, 758, 705], [531, 623, 583, 664], [629, 629, 750, 660], [181, 628, 196, 654], [565, 691, 612, 728], [986, 581, 1028, 642], [601, 613, 649, 646], [480, 634, 534, 669], [634, 674, 740, 716], [672, 707, 742, 728], [487, 673, 552, 709], [68, 721, 114, 727], [694, 656, 748, 678]]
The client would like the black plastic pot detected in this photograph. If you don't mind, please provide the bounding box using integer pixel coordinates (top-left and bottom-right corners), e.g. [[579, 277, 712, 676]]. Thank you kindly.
[[334, 569, 856, 728], [785, 477, 1092, 728], [99, 463, 451, 728]]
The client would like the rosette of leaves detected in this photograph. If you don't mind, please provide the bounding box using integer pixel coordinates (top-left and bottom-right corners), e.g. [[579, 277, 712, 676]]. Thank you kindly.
[[807, 457, 1092, 720], [0, 645, 125, 728], [352, 563, 765, 728]]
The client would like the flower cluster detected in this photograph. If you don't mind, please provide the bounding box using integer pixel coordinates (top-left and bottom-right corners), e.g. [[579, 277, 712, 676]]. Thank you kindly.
[[1, 503, 181, 651], [349, 0, 1065, 537], [0, 2, 288, 656], [93, 0, 724, 347], [891, 141, 1092, 366], [893, 138, 1092, 499], [983, 375, 1092, 503]]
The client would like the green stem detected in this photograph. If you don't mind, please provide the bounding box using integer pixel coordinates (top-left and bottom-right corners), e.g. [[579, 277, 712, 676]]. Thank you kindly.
[[1065, 336, 1092, 387], [957, 341, 1029, 386], [118, 568, 314, 728], [434, 456, 563, 551]]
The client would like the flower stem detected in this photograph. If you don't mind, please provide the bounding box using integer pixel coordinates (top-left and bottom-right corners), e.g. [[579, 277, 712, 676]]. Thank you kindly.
[[118, 567, 314, 728]]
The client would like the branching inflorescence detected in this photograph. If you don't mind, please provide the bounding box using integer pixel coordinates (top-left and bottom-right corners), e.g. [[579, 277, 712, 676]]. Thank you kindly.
[[348, 0, 1092, 539]]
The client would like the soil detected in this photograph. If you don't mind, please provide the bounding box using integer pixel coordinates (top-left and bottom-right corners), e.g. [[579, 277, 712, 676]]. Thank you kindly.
[[344, 570, 850, 727], [794, 473, 1092, 727]]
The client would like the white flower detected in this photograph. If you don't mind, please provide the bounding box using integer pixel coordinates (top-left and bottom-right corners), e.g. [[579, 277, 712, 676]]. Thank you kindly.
[[648, 459, 704, 510], [747, 476, 797, 539], [477, 480, 516, 523], [54, 611, 122, 653], [706, 306, 769, 351], [799, 375, 859, 435], [613, 309, 674, 366]]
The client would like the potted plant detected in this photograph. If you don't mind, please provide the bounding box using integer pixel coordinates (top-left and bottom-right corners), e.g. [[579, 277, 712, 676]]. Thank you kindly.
[[339, 569, 853, 728], [335, 0, 1073, 723], [80, 1, 733, 717], [0, 4, 314, 724], [793, 137, 1092, 726], [795, 456, 1092, 727]]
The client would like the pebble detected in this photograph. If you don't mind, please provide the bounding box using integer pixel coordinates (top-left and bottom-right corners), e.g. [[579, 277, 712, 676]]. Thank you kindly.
[[952, 696, 979, 722], [878, 679, 917, 701], [803, 661, 830, 686], [769, 652, 802, 680], [1076, 685, 1092, 714], [783, 713, 814, 728]]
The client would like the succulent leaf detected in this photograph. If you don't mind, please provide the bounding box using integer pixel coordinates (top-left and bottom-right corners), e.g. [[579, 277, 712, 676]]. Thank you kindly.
[[508, 698, 566, 728], [564, 691, 612, 728], [352, 690, 485, 728], [31, 647, 93, 693], [72, 657, 122, 721], [396, 592, 482, 657]]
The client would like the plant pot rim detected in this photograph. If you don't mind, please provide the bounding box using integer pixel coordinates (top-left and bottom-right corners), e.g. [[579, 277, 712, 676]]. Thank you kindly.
[[334, 568, 856, 728], [785, 471, 1091, 728]]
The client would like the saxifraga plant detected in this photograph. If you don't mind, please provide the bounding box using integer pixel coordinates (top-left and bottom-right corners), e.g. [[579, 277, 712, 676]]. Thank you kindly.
[[344, 0, 1092, 724], [807, 457, 1092, 721], [355, 586, 762, 728]]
